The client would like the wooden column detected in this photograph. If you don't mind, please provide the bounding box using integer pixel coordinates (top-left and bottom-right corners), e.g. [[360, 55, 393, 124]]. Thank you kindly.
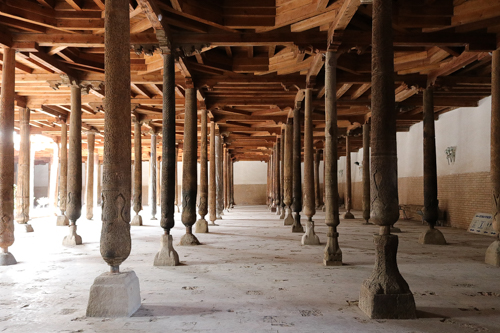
[[15, 107, 33, 231], [195, 109, 209, 233], [131, 118, 143, 226], [56, 121, 69, 226], [292, 106, 304, 233], [215, 134, 223, 218], [487, 49, 500, 266], [85, 131, 95, 220], [314, 150, 323, 209], [49, 141, 59, 213], [362, 123, 371, 224], [266, 160, 271, 207], [324, 50, 342, 266], [283, 120, 294, 225], [180, 87, 200, 245], [154, 50, 179, 266], [149, 131, 157, 220], [302, 88, 320, 244], [275, 138, 281, 216], [343, 135, 355, 219], [230, 158, 235, 208], [0, 47, 16, 265], [175, 144, 179, 212], [209, 120, 217, 225], [223, 145, 228, 211], [358, 0, 416, 319], [279, 128, 285, 218], [63, 84, 83, 246], [420, 87, 446, 244]]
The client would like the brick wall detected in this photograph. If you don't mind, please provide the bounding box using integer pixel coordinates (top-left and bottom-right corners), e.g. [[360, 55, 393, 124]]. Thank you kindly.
[[339, 171, 492, 230]]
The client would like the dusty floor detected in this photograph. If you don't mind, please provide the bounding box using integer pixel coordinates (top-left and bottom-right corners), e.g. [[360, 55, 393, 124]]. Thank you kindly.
[[1, 205, 499, 333]]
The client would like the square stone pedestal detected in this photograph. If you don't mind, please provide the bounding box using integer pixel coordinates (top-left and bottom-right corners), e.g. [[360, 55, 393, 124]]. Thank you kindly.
[[86, 270, 141, 317], [359, 284, 416, 319]]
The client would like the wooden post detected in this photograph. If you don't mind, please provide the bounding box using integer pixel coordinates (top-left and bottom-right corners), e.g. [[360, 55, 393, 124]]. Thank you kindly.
[[195, 108, 209, 233], [15, 107, 33, 231], [343, 135, 355, 219], [292, 106, 304, 233]]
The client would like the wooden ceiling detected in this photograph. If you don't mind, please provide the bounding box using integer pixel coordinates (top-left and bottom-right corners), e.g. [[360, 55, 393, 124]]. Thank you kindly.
[[0, 0, 499, 164]]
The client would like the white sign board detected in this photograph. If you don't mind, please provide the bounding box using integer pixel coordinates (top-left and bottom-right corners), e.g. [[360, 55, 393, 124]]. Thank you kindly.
[[468, 213, 497, 236]]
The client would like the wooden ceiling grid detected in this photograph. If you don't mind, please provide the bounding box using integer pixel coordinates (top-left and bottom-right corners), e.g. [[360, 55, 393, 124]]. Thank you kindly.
[[0, 0, 499, 164]]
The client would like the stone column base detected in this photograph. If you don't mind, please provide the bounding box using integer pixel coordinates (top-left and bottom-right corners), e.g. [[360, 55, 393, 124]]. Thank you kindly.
[[359, 285, 416, 319], [391, 225, 402, 233], [485, 240, 500, 266], [279, 207, 285, 219], [270, 207, 277, 213], [19, 223, 34, 232], [343, 211, 355, 219], [56, 215, 69, 226], [418, 228, 446, 245], [283, 207, 293, 226], [62, 225, 82, 246], [324, 230, 342, 266], [195, 218, 209, 233], [131, 214, 143, 226], [291, 213, 304, 233], [301, 220, 320, 245], [86, 270, 141, 317], [154, 234, 179, 266], [180, 233, 200, 245], [0, 251, 17, 266]]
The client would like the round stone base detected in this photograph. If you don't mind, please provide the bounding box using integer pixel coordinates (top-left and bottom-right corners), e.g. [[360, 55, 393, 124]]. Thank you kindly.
[[62, 225, 82, 246], [179, 233, 200, 246], [131, 214, 143, 226], [485, 240, 500, 266], [56, 215, 69, 226], [154, 234, 179, 266], [86, 270, 141, 317], [195, 218, 209, 233], [323, 259, 342, 266], [343, 211, 355, 219], [418, 228, 447, 245], [0, 251, 17, 266]]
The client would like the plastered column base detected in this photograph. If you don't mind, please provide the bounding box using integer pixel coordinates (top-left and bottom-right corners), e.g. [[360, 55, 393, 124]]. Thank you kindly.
[[418, 227, 447, 245], [324, 232, 342, 266], [154, 234, 179, 266], [195, 218, 209, 233], [19, 223, 34, 232], [86, 270, 141, 317], [283, 207, 293, 225], [485, 240, 500, 266], [180, 233, 200, 246], [291, 213, 304, 233], [0, 251, 17, 266], [130, 214, 143, 226], [279, 206, 285, 219], [343, 211, 355, 219], [359, 234, 416, 319], [62, 225, 82, 246], [56, 215, 69, 226], [276, 206, 281, 216], [301, 220, 320, 245]]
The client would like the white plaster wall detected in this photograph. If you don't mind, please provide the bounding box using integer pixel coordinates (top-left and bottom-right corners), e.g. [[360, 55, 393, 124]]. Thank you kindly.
[[397, 96, 491, 178], [34, 163, 49, 187], [234, 161, 267, 185], [337, 149, 365, 184]]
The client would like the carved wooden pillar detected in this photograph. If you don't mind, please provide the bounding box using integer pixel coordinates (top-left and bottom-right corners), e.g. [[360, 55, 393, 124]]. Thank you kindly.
[[175, 144, 179, 212], [85, 131, 95, 220], [15, 107, 33, 231], [223, 144, 228, 211], [344, 135, 355, 219], [314, 150, 323, 209], [63, 84, 83, 246], [0, 47, 16, 265], [180, 86, 200, 245], [149, 131, 157, 220], [302, 87, 320, 244], [131, 118, 143, 226], [270, 149, 275, 211], [279, 128, 285, 218], [420, 86, 446, 244], [215, 134, 223, 218], [208, 120, 217, 225], [275, 138, 281, 216], [266, 159, 271, 207], [292, 106, 304, 233], [57, 121, 69, 226], [156, 156, 161, 212], [362, 123, 372, 224], [283, 120, 294, 225], [87, 0, 139, 317], [324, 50, 342, 266], [230, 158, 235, 208], [154, 50, 179, 266], [358, 0, 416, 319], [487, 48, 500, 266], [195, 108, 209, 233]]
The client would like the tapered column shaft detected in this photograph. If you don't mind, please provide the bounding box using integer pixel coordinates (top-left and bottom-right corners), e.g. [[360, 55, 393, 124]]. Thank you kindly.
[[149, 133, 157, 218], [344, 136, 354, 218], [303, 89, 315, 219], [86, 132, 95, 220], [492, 50, 500, 237], [16, 107, 30, 224], [59, 122, 68, 215], [292, 108, 302, 214], [133, 119, 142, 217], [223, 145, 228, 210], [209, 121, 216, 222], [160, 52, 175, 232], [101, 0, 131, 269], [0, 47, 16, 256], [314, 150, 322, 208], [199, 109, 208, 219], [280, 128, 285, 210], [156, 157, 161, 210], [362, 123, 371, 222], [423, 87, 438, 226], [215, 135, 223, 217], [175, 145, 179, 209], [284, 120, 293, 208], [275, 138, 281, 212], [230, 159, 234, 206], [181, 88, 197, 231], [67, 85, 82, 224]]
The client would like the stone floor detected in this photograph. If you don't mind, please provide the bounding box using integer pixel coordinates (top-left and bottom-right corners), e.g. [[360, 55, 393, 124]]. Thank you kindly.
[[1, 205, 499, 333]]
